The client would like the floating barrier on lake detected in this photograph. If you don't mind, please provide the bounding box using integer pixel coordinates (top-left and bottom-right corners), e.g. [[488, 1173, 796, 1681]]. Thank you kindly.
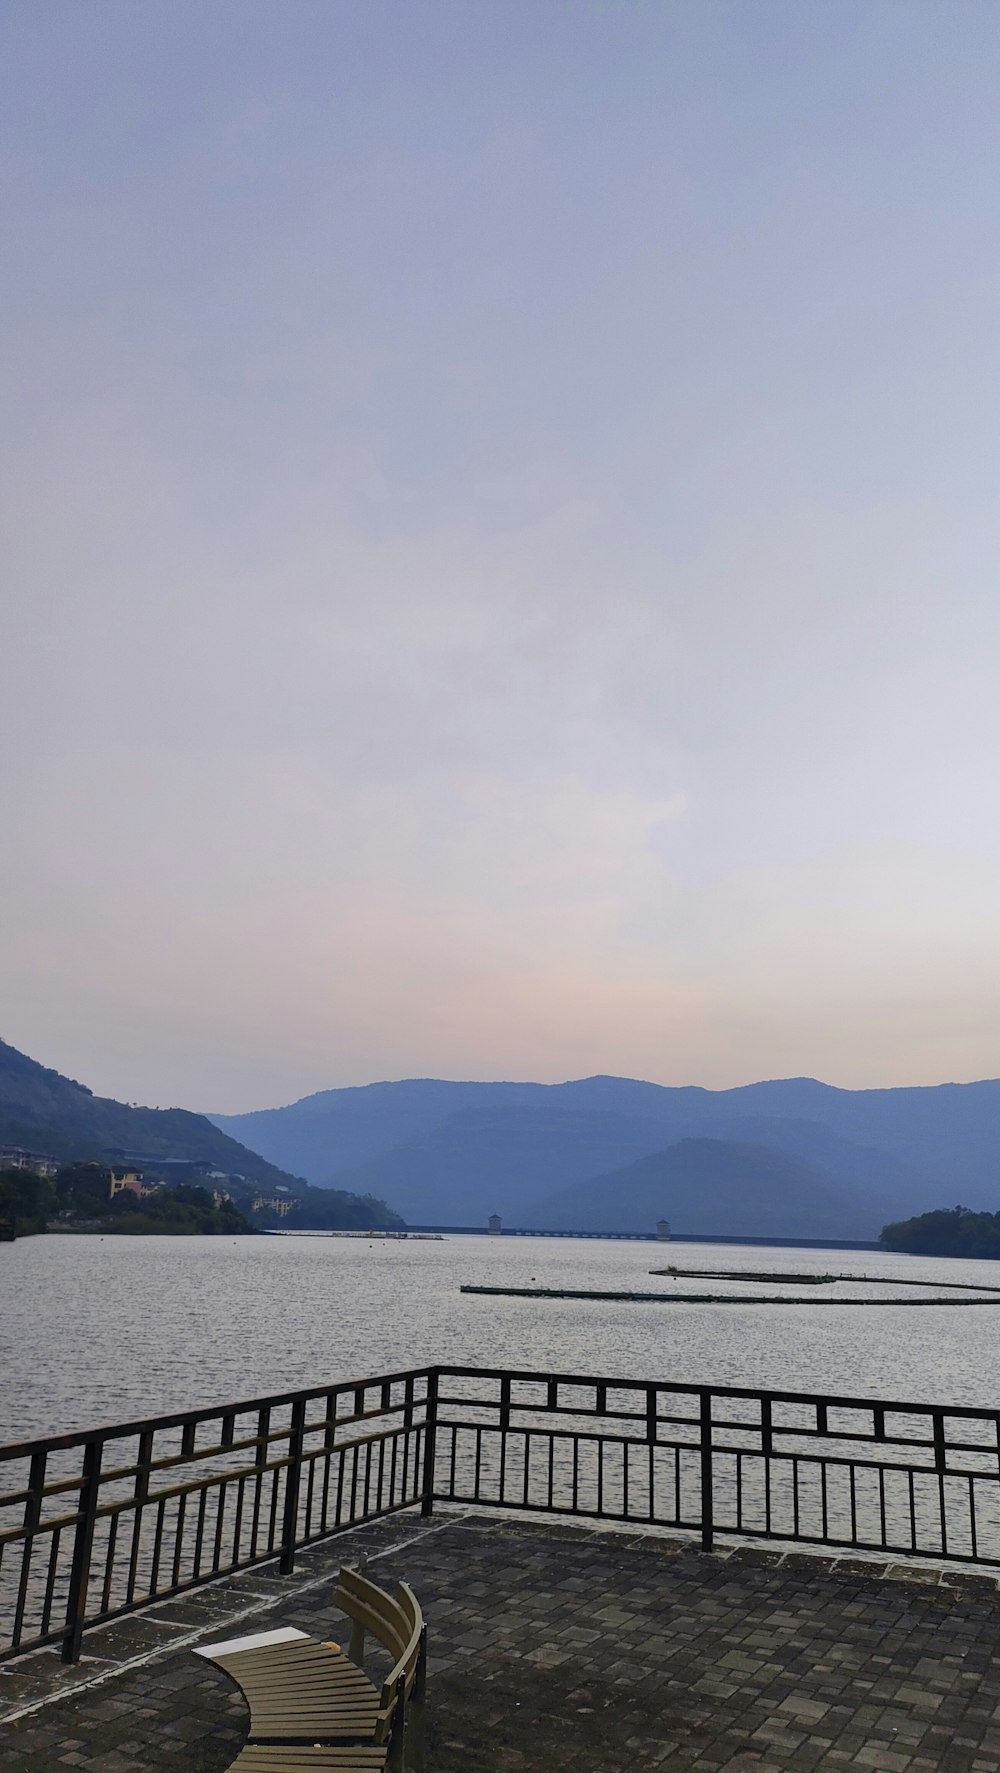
[[648, 1266, 1000, 1294], [460, 1284, 1000, 1305]]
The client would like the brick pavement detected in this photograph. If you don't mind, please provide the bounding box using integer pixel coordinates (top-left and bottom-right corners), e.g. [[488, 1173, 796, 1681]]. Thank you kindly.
[[3, 1512, 1000, 1771]]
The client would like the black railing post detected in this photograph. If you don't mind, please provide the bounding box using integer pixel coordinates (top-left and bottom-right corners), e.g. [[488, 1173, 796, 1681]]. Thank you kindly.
[[279, 1397, 307, 1575], [13, 1450, 46, 1654], [498, 1374, 511, 1505], [62, 1438, 103, 1663], [700, 1391, 714, 1552], [421, 1369, 439, 1517], [932, 1407, 947, 1474]]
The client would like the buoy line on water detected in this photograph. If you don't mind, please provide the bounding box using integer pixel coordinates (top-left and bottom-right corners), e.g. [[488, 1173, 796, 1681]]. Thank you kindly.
[[459, 1284, 1000, 1306], [648, 1266, 1000, 1295]]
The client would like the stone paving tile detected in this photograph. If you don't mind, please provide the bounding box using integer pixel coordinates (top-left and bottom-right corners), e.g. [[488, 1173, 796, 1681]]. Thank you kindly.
[[3, 1515, 1000, 1769]]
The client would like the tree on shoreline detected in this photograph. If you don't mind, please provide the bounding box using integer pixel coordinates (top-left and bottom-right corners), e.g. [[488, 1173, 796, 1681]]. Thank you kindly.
[[881, 1206, 1000, 1259], [0, 1166, 53, 1235]]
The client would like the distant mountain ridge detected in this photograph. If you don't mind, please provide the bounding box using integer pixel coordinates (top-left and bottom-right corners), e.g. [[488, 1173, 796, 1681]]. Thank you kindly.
[[211, 1071, 998, 1238]]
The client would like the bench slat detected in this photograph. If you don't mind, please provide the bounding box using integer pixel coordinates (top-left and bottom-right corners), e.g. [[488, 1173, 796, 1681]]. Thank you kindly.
[[212, 1645, 342, 1668], [332, 1597, 410, 1665], [230, 1751, 388, 1771], [226, 1670, 375, 1693], [249, 1704, 382, 1718]]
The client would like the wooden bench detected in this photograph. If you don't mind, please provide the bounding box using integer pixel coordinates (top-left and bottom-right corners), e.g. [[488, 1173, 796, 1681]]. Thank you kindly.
[[195, 1566, 426, 1773]]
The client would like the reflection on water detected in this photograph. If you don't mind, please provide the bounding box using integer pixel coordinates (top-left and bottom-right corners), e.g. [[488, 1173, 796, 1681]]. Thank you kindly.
[[4, 1233, 1000, 1442]]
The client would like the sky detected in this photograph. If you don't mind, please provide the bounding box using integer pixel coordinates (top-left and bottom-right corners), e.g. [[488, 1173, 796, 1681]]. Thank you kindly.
[[3, 1, 1000, 1112]]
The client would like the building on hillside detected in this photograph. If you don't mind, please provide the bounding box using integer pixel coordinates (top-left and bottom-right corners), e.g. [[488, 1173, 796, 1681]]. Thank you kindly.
[[212, 1189, 232, 1207], [0, 1145, 59, 1178], [108, 1167, 160, 1201], [252, 1195, 295, 1217]]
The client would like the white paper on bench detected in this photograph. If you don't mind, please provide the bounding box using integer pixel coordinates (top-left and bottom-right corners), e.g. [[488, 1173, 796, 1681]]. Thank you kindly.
[[193, 1626, 311, 1658]]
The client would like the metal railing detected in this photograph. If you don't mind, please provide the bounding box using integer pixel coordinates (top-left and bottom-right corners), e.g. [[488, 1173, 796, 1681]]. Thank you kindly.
[[431, 1367, 1000, 1567], [5, 1364, 1000, 1664], [0, 1369, 430, 1664]]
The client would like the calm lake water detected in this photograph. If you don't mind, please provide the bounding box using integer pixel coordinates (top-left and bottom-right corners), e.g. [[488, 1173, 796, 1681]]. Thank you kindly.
[[4, 1233, 1000, 1444]]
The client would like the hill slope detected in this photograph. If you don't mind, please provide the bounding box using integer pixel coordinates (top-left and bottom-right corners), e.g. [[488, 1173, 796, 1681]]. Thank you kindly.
[[0, 1039, 400, 1236], [681, 1115, 927, 1220], [0, 1038, 309, 1188], [327, 1105, 682, 1225], [524, 1138, 889, 1240], [212, 1079, 562, 1183]]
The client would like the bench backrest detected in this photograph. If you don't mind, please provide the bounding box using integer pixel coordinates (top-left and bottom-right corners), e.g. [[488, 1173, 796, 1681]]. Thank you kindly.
[[333, 1565, 425, 1714]]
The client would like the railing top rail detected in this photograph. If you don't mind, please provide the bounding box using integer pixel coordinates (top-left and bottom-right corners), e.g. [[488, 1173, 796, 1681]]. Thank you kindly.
[[434, 1364, 1000, 1424], [5, 1362, 999, 1466], [0, 1363, 432, 1461]]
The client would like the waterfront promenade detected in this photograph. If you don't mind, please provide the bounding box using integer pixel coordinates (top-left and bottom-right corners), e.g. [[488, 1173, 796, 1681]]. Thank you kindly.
[[4, 1512, 1000, 1772]]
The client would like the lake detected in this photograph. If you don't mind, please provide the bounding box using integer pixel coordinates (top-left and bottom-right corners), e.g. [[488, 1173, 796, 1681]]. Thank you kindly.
[[4, 1232, 1000, 1445]]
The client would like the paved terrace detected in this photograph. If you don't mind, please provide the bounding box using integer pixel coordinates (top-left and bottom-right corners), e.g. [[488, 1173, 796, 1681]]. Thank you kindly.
[[3, 1513, 1000, 1773]]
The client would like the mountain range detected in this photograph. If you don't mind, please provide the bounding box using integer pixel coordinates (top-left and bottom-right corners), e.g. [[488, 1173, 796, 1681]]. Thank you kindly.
[[5, 1037, 992, 1241], [211, 1072, 1000, 1239]]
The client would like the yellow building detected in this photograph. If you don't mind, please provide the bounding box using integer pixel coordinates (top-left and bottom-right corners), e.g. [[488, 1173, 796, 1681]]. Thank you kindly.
[[109, 1167, 153, 1200]]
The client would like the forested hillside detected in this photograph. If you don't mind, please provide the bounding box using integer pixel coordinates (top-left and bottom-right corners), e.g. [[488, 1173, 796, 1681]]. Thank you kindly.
[[0, 1040, 401, 1230]]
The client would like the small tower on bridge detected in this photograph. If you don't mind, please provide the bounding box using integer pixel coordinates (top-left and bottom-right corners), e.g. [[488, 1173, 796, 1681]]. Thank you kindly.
[[655, 1218, 671, 1241], [488, 1213, 502, 1235]]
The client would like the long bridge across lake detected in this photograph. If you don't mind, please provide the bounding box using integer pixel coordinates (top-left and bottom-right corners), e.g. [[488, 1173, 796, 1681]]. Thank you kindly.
[[407, 1224, 881, 1250]]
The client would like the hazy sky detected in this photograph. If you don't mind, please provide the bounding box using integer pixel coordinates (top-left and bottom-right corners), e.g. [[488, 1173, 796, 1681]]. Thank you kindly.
[[3, 1, 1000, 1111]]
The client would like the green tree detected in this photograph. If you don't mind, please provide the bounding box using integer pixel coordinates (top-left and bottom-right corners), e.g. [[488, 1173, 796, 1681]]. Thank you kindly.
[[0, 1167, 55, 1235], [107, 1182, 253, 1235], [881, 1206, 1000, 1259], [54, 1162, 111, 1217]]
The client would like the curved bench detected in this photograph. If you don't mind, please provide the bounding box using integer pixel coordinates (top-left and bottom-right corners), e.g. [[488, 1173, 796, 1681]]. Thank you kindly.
[[195, 1567, 426, 1773]]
